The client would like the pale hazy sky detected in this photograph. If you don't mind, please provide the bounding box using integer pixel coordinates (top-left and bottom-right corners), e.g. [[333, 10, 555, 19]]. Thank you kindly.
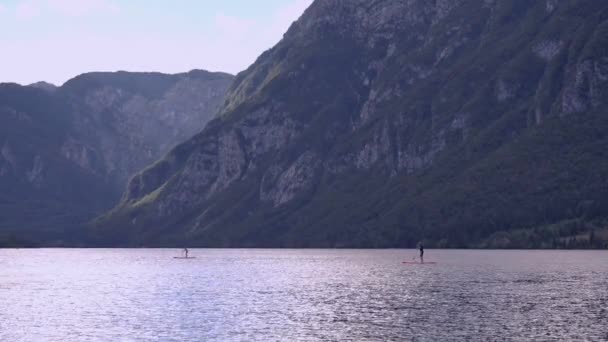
[[0, 0, 313, 85]]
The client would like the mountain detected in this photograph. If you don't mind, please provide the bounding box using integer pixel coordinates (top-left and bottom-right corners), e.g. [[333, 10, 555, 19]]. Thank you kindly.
[[0, 70, 233, 246], [94, 0, 608, 248], [28, 81, 58, 92], [60, 70, 234, 187]]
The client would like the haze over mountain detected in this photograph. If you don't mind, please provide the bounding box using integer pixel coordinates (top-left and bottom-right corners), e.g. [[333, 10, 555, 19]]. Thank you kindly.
[[0, 70, 233, 245], [92, 0, 608, 248]]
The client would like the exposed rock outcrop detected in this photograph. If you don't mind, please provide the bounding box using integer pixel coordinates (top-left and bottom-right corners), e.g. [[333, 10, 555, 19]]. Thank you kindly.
[[64, 70, 234, 186]]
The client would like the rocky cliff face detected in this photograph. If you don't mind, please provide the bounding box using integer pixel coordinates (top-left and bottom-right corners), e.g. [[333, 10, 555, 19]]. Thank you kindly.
[[97, 0, 608, 248], [62, 70, 233, 187], [0, 70, 233, 244]]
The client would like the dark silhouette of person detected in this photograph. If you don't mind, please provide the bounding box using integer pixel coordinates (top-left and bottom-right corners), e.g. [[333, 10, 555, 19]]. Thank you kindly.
[[419, 244, 424, 263], [183, 248, 189, 258]]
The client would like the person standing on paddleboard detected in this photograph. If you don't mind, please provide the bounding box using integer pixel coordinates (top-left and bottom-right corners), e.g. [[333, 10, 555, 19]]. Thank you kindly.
[[183, 248, 189, 258], [419, 244, 424, 264]]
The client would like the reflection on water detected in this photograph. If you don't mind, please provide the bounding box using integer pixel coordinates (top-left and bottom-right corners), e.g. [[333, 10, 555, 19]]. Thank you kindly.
[[1, 249, 607, 341]]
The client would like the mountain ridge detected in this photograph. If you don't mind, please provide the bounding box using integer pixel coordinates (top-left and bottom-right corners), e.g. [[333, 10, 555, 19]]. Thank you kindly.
[[0, 70, 233, 246]]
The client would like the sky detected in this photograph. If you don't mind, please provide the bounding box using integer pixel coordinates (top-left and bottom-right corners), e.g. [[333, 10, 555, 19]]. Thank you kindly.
[[0, 0, 313, 85]]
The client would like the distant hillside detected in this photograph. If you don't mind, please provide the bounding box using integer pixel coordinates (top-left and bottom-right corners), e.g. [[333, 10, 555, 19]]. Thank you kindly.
[[28, 81, 58, 92], [93, 0, 608, 249], [0, 70, 233, 246]]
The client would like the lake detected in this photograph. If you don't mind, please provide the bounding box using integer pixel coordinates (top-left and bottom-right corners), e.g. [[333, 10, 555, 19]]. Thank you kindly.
[[1, 249, 607, 341]]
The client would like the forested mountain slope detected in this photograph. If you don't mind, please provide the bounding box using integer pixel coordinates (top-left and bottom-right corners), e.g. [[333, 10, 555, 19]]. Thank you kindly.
[[95, 0, 608, 248]]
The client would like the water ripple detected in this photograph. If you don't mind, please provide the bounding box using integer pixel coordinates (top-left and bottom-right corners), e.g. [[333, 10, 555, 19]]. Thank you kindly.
[[0, 249, 607, 341]]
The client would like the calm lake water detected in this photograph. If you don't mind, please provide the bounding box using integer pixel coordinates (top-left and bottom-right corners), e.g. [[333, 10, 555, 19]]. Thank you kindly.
[[1, 249, 607, 341]]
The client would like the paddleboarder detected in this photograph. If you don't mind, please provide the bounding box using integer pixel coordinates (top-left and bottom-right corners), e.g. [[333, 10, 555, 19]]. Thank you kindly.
[[419, 244, 424, 264], [183, 248, 189, 258]]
